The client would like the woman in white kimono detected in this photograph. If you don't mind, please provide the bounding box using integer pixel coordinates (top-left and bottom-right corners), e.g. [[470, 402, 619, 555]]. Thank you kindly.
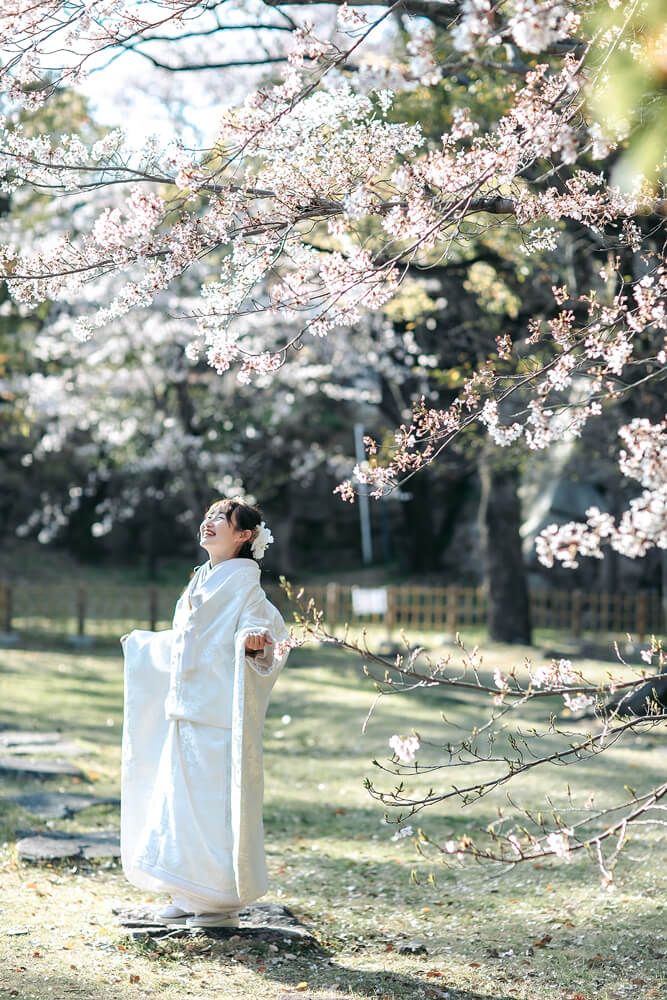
[[120, 498, 289, 928]]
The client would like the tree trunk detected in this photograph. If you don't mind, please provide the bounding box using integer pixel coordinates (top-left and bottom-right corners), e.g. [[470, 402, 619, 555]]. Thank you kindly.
[[403, 469, 437, 573], [478, 444, 532, 644], [146, 483, 159, 581]]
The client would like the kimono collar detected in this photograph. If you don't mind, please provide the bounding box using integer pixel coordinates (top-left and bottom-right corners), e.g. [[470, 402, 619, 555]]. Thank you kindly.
[[191, 558, 259, 597], [200, 557, 260, 584], [184, 558, 259, 614]]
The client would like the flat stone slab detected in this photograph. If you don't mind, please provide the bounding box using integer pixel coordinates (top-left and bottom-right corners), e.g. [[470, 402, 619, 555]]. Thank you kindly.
[[3, 741, 83, 756], [0, 730, 85, 757], [1, 731, 66, 747], [0, 757, 85, 780], [16, 829, 120, 862], [7, 792, 119, 819], [113, 902, 317, 944]]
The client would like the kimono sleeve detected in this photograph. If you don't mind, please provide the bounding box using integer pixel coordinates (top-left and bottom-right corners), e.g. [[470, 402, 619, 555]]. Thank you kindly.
[[234, 584, 288, 677]]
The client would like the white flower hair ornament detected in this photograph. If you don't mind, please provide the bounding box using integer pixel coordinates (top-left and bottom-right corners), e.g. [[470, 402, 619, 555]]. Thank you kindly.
[[251, 522, 273, 559]]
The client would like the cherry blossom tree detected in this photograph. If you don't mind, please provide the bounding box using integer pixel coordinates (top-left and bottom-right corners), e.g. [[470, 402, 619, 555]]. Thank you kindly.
[[0, 0, 665, 880], [1, 1, 663, 524]]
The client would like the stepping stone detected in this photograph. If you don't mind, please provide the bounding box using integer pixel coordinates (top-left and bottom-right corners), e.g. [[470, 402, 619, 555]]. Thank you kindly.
[[16, 829, 120, 862], [113, 901, 317, 944], [0, 731, 85, 757], [0, 757, 85, 780], [7, 792, 119, 819], [3, 741, 84, 757], [1, 731, 67, 747], [238, 902, 315, 939]]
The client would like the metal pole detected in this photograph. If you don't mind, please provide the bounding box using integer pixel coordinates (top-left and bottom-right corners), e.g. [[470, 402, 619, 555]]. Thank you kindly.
[[354, 423, 373, 565]]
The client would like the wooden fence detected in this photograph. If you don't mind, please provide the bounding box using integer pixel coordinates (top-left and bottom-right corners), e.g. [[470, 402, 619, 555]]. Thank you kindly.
[[0, 579, 662, 643]]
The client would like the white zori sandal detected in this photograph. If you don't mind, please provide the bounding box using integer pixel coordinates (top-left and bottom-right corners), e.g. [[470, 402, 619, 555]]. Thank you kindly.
[[186, 910, 240, 929], [156, 904, 194, 924]]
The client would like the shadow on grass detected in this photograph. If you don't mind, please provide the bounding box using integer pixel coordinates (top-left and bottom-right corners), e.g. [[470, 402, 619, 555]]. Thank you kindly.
[[2, 964, 521, 1000], [0, 703, 123, 749], [224, 942, 522, 1000], [0, 644, 124, 749], [263, 794, 481, 843]]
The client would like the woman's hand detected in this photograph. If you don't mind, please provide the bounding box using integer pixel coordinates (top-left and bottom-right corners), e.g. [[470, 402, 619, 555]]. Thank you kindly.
[[245, 632, 272, 657]]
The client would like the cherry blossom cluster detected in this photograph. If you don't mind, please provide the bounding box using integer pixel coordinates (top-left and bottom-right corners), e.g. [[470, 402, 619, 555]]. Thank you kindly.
[[336, 4, 370, 32], [0, 1, 199, 108], [340, 246, 665, 524], [1, 0, 665, 564], [0, 118, 127, 194], [536, 419, 667, 567], [273, 627, 307, 661], [452, 0, 579, 54], [2, 2, 659, 393], [405, 21, 442, 87], [389, 734, 420, 764], [530, 657, 579, 687], [492, 656, 597, 713]]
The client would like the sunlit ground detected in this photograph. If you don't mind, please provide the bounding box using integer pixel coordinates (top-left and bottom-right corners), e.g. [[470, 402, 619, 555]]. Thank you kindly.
[[0, 636, 664, 1000]]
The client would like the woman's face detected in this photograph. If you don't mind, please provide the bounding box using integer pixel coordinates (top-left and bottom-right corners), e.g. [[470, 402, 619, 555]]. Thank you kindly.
[[199, 507, 251, 564]]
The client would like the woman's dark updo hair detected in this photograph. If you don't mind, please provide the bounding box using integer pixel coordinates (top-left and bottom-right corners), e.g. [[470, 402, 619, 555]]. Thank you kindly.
[[205, 497, 264, 560]]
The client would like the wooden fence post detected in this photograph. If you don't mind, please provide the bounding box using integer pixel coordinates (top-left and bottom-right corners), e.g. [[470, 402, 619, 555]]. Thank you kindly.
[[0, 582, 12, 633], [76, 585, 86, 639], [637, 591, 648, 643], [149, 587, 158, 631], [326, 582, 339, 630], [572, 590, 582, 637], [599, 592, 609, 636], [385, 586, 396, 640], [446, 585, 458, 635]]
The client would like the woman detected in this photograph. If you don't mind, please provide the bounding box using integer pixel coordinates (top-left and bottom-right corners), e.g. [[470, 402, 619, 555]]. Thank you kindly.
[[120, 498, 289, 928]]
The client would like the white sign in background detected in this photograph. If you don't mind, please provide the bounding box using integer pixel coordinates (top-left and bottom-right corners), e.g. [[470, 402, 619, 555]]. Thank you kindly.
[[351, 587, 388, 616]]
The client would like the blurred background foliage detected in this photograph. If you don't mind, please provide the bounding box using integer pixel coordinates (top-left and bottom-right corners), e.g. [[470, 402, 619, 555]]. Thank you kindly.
[[586, 0, 666, 189]]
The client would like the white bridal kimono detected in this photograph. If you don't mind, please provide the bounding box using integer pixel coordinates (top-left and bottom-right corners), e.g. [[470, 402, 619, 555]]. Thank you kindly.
[[121, 557, 289, 911]]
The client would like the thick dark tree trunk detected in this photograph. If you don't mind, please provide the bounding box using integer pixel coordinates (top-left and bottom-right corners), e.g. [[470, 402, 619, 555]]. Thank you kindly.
[[478, 444, 532, 644], [145, 481, 160, 581], [601, 674, 667, 717], [403, 470, 436, 573]]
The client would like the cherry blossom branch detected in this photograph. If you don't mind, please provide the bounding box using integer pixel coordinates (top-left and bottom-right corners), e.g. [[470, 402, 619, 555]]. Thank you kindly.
[[373, 715, 665, 810], [279, 582, 665, 884], [420, 781, 667, 879]]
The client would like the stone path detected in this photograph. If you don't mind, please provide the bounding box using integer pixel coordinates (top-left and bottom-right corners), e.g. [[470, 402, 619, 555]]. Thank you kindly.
[[0, 756, 86, 779], [16, 829, 120, 862], [0, 731, 64, 745], [0, 730, 86, 757], [0, 729, 87, 780], [8, 791, 119, 819], [0, 728, 121, 865], [113, 902, 318, 945]]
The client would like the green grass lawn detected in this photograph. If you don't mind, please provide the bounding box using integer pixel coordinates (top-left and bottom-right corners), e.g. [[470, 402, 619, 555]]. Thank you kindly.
[[0, 635, 665, 1000]]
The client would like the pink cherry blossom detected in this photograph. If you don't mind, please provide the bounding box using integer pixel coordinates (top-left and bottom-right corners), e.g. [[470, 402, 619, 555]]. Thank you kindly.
[[389, 734, 420, 763]]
